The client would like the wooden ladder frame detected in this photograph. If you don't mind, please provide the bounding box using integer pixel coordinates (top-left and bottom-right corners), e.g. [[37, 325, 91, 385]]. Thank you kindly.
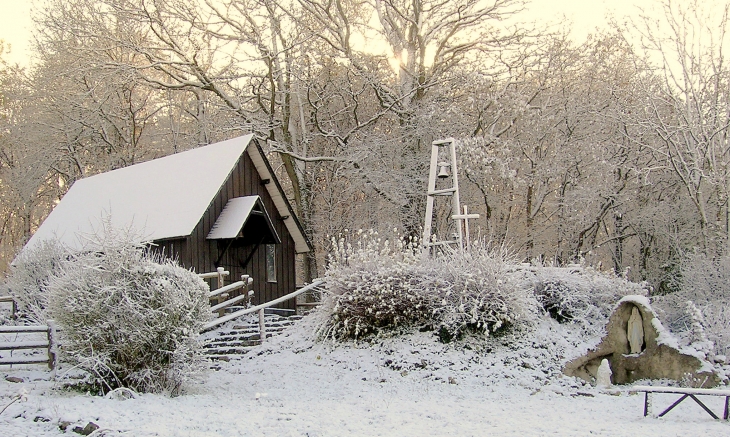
[[422, 138, 478, 257]]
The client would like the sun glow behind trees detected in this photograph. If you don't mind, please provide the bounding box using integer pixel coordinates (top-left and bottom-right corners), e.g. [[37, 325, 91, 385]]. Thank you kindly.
[[1, 0, 730, 293]]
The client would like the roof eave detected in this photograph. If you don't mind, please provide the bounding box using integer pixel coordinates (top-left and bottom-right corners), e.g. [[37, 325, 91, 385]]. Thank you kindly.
[[246, 138, 312, 253]]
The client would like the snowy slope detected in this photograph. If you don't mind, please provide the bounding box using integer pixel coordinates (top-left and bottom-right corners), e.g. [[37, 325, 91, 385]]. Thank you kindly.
[[1, 314, 729, 436]]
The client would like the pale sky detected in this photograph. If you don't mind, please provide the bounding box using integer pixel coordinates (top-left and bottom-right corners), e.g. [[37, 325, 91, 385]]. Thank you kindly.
[[0, 0, 670, 67], [0, 0, 33, 66]]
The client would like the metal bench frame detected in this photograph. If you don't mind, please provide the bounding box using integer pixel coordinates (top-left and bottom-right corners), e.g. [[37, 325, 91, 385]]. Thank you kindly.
[[634, 385, 730, 420]]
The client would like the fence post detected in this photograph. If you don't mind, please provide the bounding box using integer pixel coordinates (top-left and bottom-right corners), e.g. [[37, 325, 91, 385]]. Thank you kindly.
[[216, 267, 226, 318], [47, 320, 57, 375], [242, 275, 251, 306], [258, 308, 266, 343]]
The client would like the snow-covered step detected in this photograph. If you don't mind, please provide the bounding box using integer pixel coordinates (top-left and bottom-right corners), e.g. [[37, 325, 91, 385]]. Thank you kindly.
[[202, 313, 301, 360], [215, 327, 286, 338]]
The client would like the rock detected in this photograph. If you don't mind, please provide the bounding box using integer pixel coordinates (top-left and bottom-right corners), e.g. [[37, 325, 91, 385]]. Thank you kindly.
[[448, 377, 458, 385], [4, 376, 24, 383], [59, 421, 71, 432], [73, 422, 99, 436], [33, 416, 51, 422], [714, 355, 727, 365], [564, 297, 719, 386]]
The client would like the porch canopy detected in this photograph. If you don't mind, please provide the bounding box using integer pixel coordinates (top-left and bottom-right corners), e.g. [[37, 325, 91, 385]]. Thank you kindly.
[[206, 196, 280, 245]]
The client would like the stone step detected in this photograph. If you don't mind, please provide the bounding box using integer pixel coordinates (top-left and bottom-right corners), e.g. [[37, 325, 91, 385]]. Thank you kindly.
[[205, 330, 278, 342], [237, 320, 295, 327], [218, 326, 287, 337], [209, 354, 245, 363], [228, 323, 291, 331], [204, 334, 275, 347], [206, 345, 256, 356], [207, 334, 258, 343], [203, 312, 304, 360], [206, 342, 259, 350], [205, 340, 261, 356]]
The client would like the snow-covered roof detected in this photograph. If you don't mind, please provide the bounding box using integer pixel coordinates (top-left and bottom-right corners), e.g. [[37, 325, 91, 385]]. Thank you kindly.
[[208, 196, 259, 239], [25, 135, 310, 253], [207, 196, 280, 243]]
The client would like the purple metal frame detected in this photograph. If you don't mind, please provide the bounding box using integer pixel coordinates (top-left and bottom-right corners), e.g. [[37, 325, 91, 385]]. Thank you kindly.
[[643, 391, 730, 420]]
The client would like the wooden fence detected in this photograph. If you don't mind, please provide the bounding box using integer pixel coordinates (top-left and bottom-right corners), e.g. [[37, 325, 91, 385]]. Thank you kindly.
[[199, 268, 254, 318], [0, 295, 16, 319], [0, 321, 58, 370], [203, 280, 325, 337]]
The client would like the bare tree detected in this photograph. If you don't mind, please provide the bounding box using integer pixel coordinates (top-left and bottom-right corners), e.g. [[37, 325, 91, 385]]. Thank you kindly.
[[619, 0, 730, 254]]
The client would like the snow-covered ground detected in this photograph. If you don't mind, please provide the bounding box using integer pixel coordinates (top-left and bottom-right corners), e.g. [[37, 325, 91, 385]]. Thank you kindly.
[[2, 314, 729, 436]]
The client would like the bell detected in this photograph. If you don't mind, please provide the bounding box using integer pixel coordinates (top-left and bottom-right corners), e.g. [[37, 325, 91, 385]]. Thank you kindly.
[[437, 162, 451, 179]]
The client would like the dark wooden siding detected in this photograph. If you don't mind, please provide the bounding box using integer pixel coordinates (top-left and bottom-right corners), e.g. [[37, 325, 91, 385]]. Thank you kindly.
[[152, 145, 297, 310]]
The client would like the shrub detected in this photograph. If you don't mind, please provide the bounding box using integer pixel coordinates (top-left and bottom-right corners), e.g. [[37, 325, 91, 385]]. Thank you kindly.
[[429, 244, 536, 340], [319, 230, 429, 339], [6, 239, 71, 324], [524, 264, 649, 333], [317, 231, 536, 341], [654, 253, 730, 357], [44, 226, 211, 395]]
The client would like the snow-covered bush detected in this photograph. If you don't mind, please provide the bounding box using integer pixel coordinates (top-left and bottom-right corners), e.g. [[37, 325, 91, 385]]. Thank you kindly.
[[685, 301, 714, 357], [318, 230, 652, 343], [522, 264, 649, 333], [6, 239, 71, 324], [654, 253, 730, 357], [46, 227, 211, 395], [319, 230, 429, 339], [429, 244, 536, 340], [318, 231, 536, 341]]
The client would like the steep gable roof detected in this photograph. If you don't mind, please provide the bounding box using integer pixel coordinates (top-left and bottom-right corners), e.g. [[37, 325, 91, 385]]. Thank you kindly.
[[25, 134, 310, 253]]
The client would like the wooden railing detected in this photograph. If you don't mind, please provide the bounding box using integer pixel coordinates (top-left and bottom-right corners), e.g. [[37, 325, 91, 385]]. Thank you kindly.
[[198, 268, 254, 317], [0, 295, 16, 319], [203, 280, 325, 337], [0, 321, 58, 371]]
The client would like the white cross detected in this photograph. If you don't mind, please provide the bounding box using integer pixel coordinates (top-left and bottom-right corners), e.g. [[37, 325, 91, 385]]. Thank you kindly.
[[452, 205, 480, 249]]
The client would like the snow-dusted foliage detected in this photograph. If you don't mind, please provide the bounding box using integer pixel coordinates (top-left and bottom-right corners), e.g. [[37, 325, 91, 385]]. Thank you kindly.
[[519, 264, 649, 334], [317, 230, 653, 342], [6, 238, 71, 324], [685, 301, 713, 357], [428, 244, 536, 340], [318, 231, 536, 341], [318, 230, 429, 339], [654, 253, 730, 357], [44, 226, 211, 395]]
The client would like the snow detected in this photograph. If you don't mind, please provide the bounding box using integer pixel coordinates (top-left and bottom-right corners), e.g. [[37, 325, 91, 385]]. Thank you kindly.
[[24, 135, 254, 251], [207, 196, 278, 241], [618, 295, 653, 310], [651, 316, 682, 350], [2, 314, 729, 436]]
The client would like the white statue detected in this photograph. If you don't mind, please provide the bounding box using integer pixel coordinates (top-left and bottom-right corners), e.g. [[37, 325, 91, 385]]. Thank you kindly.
[[628, 306, 644, 354], [596, 358, 612, 388]]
